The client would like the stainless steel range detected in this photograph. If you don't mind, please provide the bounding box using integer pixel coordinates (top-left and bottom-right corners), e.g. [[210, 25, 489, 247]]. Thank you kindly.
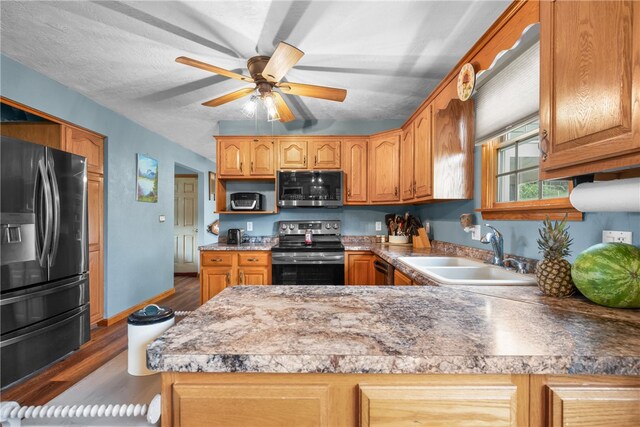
[[271, 220, 344, 286]]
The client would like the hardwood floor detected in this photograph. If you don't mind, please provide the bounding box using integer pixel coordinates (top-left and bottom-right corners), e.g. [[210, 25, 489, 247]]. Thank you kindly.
[[1, 276, 200, 405]]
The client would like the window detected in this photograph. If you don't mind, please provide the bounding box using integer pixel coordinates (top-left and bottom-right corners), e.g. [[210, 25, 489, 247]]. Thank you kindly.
[[480, 118, 582, 221]]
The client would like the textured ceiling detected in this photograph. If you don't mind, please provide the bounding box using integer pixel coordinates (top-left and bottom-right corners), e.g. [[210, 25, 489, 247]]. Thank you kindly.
[[0, 1, 510, 159]]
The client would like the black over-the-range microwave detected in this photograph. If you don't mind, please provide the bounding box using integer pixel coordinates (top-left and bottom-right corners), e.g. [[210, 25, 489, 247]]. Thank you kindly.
[[277, 170, 343, 208]]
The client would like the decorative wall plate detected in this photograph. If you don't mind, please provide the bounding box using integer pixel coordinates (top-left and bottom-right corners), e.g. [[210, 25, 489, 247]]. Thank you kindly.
[[457, 63, 476, 101], [207, 219, 220, 235]]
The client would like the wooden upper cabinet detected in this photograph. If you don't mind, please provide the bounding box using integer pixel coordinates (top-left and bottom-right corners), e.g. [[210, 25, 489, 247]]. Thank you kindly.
[[413, 105, 432, 199], [369, 131, 400, 203], [278, 138, 308, 169], [400, 123, 415, 201], [310, 139, 341, 169], [343, 138, 368, 204], [218, 139, 246, 177], [0, 122, 64, 150], [540, 0, 640, 179], [432, 97, 474, 200], [249, 138, 275, 176], [64, 127, 104, 175]]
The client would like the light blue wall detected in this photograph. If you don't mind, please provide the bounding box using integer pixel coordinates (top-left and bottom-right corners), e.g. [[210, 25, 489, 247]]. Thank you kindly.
[[415, 147, 640, 262], [1, 55, 217, 317], [218, 119, 406, 236]]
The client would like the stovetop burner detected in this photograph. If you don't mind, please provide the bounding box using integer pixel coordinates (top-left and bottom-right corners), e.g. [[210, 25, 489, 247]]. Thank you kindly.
[[272, 220, 343, 253]]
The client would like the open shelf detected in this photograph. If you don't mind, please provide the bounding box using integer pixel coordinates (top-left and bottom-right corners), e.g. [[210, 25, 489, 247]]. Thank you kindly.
[[216, 178, 278, 214], [215, 210, 277, 215]]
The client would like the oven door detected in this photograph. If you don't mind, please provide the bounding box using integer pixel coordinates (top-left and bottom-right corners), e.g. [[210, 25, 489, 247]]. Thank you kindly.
[[271, 252, 344, 285]]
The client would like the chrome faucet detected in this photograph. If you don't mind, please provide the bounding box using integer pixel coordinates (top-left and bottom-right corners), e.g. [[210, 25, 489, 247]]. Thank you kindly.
[[480, 224, 504, 266]]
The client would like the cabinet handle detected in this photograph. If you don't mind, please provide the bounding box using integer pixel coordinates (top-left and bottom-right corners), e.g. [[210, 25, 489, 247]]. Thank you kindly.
[[240, 161, 244, 172], [251, 161, 254, 173], [540, 130, 549, 162], [226, 272, 231, 286], [239, 270, 245, 285], [304, 155, 307, 166], [210, 257, 223, 262], [314, 155, 318, 166], [348, 188, 352, 197], [253, 139, 259, 142], [247, 257, 259, 262], [394, 186, 398, 196], [413, 181, 417, 195]]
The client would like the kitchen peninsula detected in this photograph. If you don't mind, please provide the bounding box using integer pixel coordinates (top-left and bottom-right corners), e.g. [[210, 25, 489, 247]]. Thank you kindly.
[[149, 285, 640, 426]]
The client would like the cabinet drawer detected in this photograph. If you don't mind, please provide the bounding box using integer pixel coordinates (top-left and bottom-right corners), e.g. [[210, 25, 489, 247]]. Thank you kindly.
[[201, 252, 234, 266], [238, 252, 270, 266]]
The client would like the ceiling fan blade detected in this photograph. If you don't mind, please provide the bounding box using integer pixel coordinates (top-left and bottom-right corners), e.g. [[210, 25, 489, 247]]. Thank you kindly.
[[176, 56, 253, 82], [202, 87, 255, 107], [277, 82, 347, 102], [272, 92, 296, 122], [262, 42, 304, 83]]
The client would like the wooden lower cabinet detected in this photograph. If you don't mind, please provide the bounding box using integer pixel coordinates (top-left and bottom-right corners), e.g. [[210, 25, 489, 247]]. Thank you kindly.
[[393, 270, 413, 286], [162, 373, 639, 427], [530, 375, 640, 427], [345, 251, 375, 285], [161, 373, 529, 427], [199, 251, 271, 303]]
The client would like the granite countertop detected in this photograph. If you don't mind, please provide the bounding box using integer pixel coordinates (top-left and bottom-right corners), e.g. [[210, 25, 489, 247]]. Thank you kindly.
[[148, 285, 640, 376], [198, 242, 275, 251]]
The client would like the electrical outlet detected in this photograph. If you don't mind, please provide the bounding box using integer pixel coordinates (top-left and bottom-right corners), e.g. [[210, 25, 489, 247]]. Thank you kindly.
[[158, 215, 165, 223], [471, 225, 481, 241], [375, 221, 382, 231], [424, 222, 430, 234], [602, 230, 632, 244], [247, 222, 253, 232]]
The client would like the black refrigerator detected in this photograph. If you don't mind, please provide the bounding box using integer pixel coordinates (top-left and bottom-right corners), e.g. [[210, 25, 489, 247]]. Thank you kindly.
[[1, 136, 90, 389]]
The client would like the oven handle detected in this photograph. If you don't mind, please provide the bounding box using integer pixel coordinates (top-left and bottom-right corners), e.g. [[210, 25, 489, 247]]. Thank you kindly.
[[272, 255, 345, 265]]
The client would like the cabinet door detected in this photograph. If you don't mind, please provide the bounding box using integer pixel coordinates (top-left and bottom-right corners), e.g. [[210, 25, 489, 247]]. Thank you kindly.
[[413, 105, 432, 199], [433, 98, 474, 199], [400, 124, 415, 201], [250, 138, 275, 176], [201, 267, 233, 304], [346, 252, 374, 285], [311, 139, 341, 169], [343, 139, 368, 204], [360, 385, 519, 427], [218, 139, 247, 176], [546, 385, 640, 427], [239, 267, 270, 285], [369, 133, 400, 202], [64, 127, 104, 174], [393, 270, 412, 286], [88, 250, 103, 324], [278, 139, 308, 169], [540, 0, 640, 178]]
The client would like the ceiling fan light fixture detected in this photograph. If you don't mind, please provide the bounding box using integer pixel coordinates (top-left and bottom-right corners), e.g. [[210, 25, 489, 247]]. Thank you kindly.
[[241, 94, 258, 118], [263, 94, 280, 122]]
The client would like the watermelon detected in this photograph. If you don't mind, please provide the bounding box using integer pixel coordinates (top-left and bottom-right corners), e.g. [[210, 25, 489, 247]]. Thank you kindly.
[[571, 242, 640, 308]]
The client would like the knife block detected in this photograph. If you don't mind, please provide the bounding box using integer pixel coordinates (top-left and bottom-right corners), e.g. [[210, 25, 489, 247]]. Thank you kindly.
[[412, 228, 431, 248]]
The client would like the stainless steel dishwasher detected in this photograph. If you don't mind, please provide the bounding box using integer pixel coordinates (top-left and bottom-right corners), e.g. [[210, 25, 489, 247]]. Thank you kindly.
[[373, 256, 394, 285]]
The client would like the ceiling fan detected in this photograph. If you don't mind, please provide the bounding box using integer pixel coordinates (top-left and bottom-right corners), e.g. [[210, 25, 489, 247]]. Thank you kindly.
[[176, 42, 347, 122]]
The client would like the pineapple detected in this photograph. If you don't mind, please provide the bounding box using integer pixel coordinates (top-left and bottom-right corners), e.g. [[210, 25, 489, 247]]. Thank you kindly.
[[535, 216, 576, 297]]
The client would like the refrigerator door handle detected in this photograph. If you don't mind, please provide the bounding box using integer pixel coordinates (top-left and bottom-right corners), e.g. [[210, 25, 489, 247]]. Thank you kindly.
[[36, 159, 53, 268], [47, 156, 61, 265]]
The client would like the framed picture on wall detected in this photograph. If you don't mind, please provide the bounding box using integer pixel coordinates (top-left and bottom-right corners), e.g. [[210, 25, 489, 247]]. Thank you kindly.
[[209, 171, 216, 201], [136, 154, 158, 203]]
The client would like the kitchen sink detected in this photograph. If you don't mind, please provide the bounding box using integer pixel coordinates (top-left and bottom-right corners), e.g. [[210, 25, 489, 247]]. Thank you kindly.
[[397, 257, 536, 286]]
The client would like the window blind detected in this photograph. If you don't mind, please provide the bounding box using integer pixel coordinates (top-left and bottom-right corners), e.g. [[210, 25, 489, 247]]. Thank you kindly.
[[474, 41, 540, 144]]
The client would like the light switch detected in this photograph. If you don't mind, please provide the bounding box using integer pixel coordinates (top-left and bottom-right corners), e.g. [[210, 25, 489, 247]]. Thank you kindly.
[[375, 221, 382, 231], [471, 225, 481, 241], [159, 215, 166, 223], [247, 222, 253, 232]]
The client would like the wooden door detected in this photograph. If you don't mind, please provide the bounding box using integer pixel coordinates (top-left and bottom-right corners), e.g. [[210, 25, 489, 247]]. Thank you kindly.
[[64, 127, 104, 174], [250, 138, 275, 176], [311, 139, 341, 169], [239, 268, 270, 285], [413, 105, 432, 199], [278, 139, 308, 169], [400, 124, 415, 201], [393, 270, 413, 286], [201, 267, 232, 304], [87, 174, 103, 324], [174, 176, 198, 274], [343, 139, 368, 204], [432, 98, 474, 199], [345, 252, 374, 285], [218, 139, 247, 176], [540, 0, 640, 179], [369, 132, 400, 203]]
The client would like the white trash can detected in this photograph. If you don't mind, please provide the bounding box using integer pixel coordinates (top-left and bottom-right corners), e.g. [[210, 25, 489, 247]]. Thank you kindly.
[[127, 304, 175, 376]]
